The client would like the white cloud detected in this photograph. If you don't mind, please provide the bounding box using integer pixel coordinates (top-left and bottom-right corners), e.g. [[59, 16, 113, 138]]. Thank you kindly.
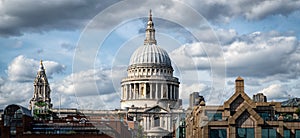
[[0, 81, 32, 108], [170, 31, 300, 80], [0, 55, 65, 108], [258, 84, 290, 101], [56, 66, 126, 97], [7, 55, 65, 82]]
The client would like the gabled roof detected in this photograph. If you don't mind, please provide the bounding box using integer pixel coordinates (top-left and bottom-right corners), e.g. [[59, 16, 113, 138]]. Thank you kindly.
[[224, 91, 255, 109], [236, 76, 244, 81], [228, 102, 264, 125]]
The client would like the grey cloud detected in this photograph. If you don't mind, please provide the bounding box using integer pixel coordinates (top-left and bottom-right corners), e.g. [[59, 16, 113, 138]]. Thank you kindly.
[[245, 0, 300, 20], [61, 42, 75, 51], [186, 0, 300, 21], [37, 49, 43, 54], [1, 0, 299, 37], [0, 0, 119, 37], [225, 32, 299, 79]]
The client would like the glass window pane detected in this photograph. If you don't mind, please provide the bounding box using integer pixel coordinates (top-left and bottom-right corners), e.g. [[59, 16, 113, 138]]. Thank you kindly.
[[262, 129, 268, 138], [210, 129, 227, 138], [295, 130, 300, 138], [219, 129, 227, 138], [284, 130, 290, 138], [238, 128, 245, 137], [246, 128, 254, 138], [210, 129, 218, 138], [269, 129, 277, 137]]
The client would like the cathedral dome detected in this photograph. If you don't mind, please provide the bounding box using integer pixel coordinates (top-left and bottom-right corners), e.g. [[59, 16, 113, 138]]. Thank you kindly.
[[129, 44, 171, 67]]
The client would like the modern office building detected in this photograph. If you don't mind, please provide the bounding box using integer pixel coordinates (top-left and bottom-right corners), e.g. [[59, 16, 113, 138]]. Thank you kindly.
[[186, 76, 300, 138]]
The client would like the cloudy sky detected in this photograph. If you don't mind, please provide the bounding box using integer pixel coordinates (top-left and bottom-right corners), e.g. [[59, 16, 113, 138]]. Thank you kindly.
[[0, 0, 300, 110]]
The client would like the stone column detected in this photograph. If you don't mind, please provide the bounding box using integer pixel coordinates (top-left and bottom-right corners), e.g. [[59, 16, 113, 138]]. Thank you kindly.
[[229, 125, 236, 138], [143, 117, 147, 130], [166, 84, 168, 99], [146, 116, 149, 130], [170, 85, 173, 100], [160, 116, 162, 127], [255, 126, 262, 138], [124, 85, 126, 100], [150, 83, 153, 99], [127, 83, 132, 100], [166, 116, 169, 131], [133, 83, 136, 99], [156, 83, 158, 99], [175, 86, 178, 99], [150, 116, 153, 129], [128, 85, 130, 99], [161, 83, 164, 99], [144, 83, 147, 99], [172, 85, 175, 100], [124, 84, 129, 100]]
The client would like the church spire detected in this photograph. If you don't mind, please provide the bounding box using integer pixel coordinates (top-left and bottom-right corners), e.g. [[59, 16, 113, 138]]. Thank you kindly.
[[39, 60, 44, 72], [30, 60, 52, 119], [144, 9, 157, 45]]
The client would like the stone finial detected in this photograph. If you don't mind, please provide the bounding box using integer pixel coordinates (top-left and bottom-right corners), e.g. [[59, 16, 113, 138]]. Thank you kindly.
[[149, 9, 152, 21]]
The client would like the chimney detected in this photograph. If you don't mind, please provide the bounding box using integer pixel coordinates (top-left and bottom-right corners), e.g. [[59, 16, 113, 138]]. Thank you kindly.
[[235, 76, 244, 93]]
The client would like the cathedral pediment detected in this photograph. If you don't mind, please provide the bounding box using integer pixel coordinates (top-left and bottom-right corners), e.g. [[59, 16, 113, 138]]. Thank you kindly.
[[147, 127, 169, 133], [145, 105, 169, 113]]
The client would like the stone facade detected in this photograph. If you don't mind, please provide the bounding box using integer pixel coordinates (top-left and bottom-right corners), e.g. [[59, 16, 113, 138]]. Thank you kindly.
[[29, 60, 52, 118], [120, 10, 184, 137], [186, 76, 300, 138]]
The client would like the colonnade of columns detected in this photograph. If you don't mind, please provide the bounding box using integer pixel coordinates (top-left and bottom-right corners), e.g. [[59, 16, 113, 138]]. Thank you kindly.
[[127, 67, 173, 78], [142, 115, 172, 131], [122, 82, 179, 100]]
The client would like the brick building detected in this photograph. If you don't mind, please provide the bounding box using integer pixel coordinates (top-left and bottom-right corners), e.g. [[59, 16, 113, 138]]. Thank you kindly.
[[186, 76, 300, 138]]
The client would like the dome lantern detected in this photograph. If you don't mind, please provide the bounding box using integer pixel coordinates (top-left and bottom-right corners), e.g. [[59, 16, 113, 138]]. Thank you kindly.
[[144, 9, 157, 45]]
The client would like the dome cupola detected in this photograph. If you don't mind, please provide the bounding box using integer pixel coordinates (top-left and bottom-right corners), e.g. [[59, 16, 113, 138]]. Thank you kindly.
[[129, 10, 172, 68], [121, 10, 180, 110]]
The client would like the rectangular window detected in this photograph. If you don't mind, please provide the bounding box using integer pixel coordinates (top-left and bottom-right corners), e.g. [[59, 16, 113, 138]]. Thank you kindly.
[[295, 130, 300, 138], [283, 129, 290, 138], [206, 112, 222, 121], [237, 128, 254, 138], [262, 128, 277, 138], [154, 116, 160, 127], [210, 129, 227, 138], [258, 112, 270, 121]]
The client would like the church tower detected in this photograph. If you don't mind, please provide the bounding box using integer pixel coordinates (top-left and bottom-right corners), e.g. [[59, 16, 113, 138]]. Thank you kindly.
[[29, 60, 52, 117]]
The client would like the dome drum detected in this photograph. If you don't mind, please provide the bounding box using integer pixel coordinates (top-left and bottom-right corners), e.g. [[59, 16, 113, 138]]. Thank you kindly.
[[126, 66, 174, 78]]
